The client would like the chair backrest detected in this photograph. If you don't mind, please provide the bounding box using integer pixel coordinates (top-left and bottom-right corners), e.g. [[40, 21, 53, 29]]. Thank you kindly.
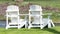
[[6, 5, 19, 15], [30, 5, 42, 11], [29, 5, 42, 16], [6, 5, 19, 11]]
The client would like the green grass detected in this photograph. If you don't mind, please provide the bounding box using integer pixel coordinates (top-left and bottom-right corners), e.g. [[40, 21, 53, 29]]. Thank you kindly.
[[0, 26, 60, 34], [28, 0, 60, 8]]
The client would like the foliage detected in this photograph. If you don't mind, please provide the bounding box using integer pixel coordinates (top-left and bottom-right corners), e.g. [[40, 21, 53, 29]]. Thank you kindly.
[[0, 26, 60, 34]]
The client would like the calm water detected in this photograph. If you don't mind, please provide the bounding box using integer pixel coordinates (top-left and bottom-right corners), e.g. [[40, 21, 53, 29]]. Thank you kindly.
[[0, 21, 6, 28]]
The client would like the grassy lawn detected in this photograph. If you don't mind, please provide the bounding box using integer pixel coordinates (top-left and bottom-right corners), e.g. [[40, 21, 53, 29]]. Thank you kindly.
[[0, 26, 60, 34], [25, 0, 60, 8]]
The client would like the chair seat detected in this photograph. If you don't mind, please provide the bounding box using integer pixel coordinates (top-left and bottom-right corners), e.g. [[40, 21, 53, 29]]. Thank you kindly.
[[9, 19, 26, 25], [32, 18, 49, 24], [9, 22, 18, 25], [6, 15, 18, 17]]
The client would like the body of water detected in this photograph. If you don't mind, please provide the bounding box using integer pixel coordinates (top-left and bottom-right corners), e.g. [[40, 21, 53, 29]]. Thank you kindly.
[[0, 20, 6, 28]]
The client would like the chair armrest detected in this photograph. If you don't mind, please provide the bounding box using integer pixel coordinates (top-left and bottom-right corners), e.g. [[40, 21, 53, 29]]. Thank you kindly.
[[42, 13, 52, 19], [42, 13, 52, 16]]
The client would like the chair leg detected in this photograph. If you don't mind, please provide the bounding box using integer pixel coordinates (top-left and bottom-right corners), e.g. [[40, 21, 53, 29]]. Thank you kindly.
[[50, 20, 55, 27], [48, 22, 51, 28], [18, 24, 20, 29], [40, 27, 43, 29], [40, 25, 43, 29], [6, 24, 10, 29], [25, 22, 27, 28], [18, 27, 19, 29], [18, 26, 20, 29], [6, 27, 8, 29], [28, 26, 31, 29]]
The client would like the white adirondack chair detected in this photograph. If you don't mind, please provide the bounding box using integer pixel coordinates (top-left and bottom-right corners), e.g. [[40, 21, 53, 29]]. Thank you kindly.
[[28, 5, 55, 29], [6, 5, 27, 29]]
